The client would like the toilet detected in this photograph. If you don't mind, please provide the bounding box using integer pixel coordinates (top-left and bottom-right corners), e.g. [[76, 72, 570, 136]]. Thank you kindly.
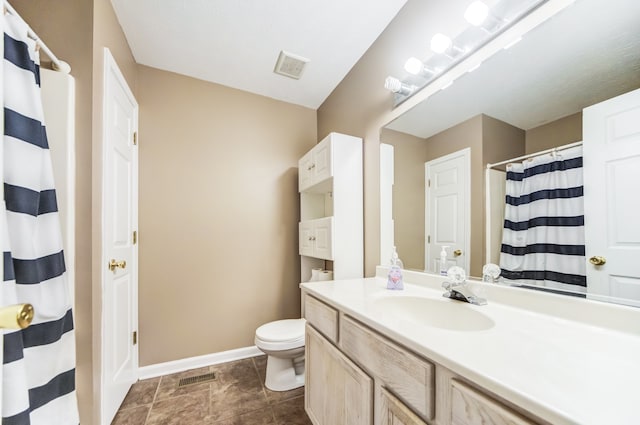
[[254, 318, 306, 391]]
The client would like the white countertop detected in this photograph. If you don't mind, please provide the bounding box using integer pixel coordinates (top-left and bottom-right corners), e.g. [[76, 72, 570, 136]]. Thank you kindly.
[[300, 269, 640, 425]]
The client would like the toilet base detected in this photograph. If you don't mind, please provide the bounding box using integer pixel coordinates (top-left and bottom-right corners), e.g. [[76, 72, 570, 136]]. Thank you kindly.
[[265, 354, 305, 391]]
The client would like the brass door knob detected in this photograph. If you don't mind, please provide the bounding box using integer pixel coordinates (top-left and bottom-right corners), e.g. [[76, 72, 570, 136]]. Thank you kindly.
[[589, 256, 606, 266], [0, 303, 34, 329], [108, 259, 127, 271], [453, 249, 462, 257]]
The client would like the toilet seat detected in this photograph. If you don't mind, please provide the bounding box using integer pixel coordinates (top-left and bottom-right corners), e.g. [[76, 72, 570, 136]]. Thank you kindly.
[[255, 318, 306, 351]]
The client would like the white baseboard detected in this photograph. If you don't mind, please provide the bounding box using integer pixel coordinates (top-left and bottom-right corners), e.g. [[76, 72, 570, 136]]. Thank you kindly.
[[138, 345, 264, 380]]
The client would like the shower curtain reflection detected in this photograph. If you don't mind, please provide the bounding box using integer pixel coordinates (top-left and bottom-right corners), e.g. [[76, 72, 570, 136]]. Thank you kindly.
[[499, 145, 586, 294]]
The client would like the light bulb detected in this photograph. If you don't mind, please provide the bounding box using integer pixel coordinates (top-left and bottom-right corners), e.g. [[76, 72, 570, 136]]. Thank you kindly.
[[384, 76, 414, 96], [430, 33, 452, 54], [404, 57, 424, 75], [465, 1, 489, 26]]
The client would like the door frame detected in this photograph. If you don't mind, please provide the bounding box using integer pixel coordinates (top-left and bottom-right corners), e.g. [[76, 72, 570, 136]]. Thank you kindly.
[[99, 48, 139, 425], [424, 148, 471, 274]]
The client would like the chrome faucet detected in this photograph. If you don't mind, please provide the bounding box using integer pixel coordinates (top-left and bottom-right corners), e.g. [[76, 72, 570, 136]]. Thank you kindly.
[[442, 266, 487, 306]]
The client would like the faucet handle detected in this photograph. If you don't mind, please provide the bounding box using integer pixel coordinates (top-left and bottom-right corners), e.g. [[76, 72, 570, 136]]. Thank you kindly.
[[446, 266, 467, 285]]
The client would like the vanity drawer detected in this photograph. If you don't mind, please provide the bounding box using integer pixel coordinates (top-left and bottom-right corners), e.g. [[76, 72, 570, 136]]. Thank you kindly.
[[304, 295, 339, 343], [450, 379, 536, 425], [340, 315, 435, 421]]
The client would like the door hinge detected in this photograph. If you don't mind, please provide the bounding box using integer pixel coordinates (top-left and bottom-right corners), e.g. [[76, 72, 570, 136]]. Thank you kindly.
[[133, 331, 137, 345], [133, 230, 137, 245], [427, 179, 431, 188], [133, 131, 138, 146], [428, 235, 431, 243]]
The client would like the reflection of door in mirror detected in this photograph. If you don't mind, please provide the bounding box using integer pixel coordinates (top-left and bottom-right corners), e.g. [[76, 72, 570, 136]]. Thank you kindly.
[[584, 88, 640, 307], [425, 149, 469, 274]]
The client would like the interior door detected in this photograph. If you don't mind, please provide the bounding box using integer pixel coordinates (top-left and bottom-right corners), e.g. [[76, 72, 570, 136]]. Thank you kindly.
[[425, 149, 470, 274], [583, 88, 640, 307], [102, 48, 139, 424]]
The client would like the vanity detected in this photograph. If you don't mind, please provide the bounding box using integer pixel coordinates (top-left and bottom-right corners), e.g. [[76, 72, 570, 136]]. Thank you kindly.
[[301, 268, 640, 425]]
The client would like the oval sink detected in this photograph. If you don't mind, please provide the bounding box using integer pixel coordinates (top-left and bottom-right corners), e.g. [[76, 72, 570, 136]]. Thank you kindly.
[[371, 295, 494, 331]]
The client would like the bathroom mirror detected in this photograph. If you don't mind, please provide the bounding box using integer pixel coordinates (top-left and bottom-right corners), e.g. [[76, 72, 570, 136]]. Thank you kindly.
[[380, 0, 640, 303]]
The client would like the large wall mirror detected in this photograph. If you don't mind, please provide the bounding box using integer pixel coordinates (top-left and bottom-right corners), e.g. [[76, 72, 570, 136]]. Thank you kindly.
[[380, 0, 640, 306]]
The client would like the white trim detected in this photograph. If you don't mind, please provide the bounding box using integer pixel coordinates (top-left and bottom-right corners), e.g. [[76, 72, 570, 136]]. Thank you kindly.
[[138, 346, 264, 380]]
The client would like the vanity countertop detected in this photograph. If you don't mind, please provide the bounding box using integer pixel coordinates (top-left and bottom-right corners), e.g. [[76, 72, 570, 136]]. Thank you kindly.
[[300, 269, 640, 425]]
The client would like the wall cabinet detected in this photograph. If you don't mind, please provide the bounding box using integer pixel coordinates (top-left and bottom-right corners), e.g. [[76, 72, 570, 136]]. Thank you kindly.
[[299, 140, 332, 192], [298, 132, 363, 281], [304, 295, 541, 425], [299, 217, 334, 260]]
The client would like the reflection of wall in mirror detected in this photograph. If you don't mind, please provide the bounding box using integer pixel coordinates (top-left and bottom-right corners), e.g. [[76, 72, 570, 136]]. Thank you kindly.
[[382, 114, 525, 277]]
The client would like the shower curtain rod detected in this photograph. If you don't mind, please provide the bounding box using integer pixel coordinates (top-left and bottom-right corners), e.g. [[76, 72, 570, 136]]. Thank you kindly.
[[486, 140, 583, 170], [3, 0, 71, 74]]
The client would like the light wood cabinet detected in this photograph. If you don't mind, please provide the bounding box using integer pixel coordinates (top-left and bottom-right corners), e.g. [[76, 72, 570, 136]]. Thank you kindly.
[[340, 315, 435, 422], [450, 380, 535, 425], [305, 324, 373, 425], [298, 132, 363, 281], [380, 387, 429, 425], [303, 293, 543, 425]]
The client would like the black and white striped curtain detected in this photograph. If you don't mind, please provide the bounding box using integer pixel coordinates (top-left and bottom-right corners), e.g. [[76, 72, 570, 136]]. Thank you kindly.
[[3, 12, 79, 424], [499, 146, 586, 294]]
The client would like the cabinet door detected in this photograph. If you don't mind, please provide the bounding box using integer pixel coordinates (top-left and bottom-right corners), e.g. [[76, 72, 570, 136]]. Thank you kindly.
[[299, 221, 315, 257], [299, 151, 314, 192], [313, 140, 332, 184], [313, 217, 334, 260], [306, 325, 373, 425], [450, 380, 535, 425], [380, 387, 428, 425]]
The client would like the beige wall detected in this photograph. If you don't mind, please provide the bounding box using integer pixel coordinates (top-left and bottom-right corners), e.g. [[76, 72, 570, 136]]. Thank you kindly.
[[136, 65, 317, 365], [379, 115, 525, 277], [317, 0, 449, 276], [380, 129, 427, 270], [525, 112, 582, 153]]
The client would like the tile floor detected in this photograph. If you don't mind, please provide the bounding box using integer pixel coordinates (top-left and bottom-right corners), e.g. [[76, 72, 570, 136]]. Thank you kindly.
[[112, 355, 312, 425]]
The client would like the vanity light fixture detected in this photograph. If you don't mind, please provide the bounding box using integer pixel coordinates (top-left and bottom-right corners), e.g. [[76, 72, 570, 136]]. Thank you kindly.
[[384, 76, 415, 96], [386, 0, 548, 106], [464, 1, 490, 26], [404, 57, 436, 77], [503, 36, 523, 49]]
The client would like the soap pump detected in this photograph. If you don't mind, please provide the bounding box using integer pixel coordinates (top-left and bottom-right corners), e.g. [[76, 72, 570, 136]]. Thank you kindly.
[[439, 246, 449, 276], [387, 246, 404, 290]]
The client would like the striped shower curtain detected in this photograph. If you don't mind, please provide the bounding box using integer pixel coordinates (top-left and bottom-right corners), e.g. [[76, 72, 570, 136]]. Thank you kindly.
[[2, 12, 79, 425], [499, 146, 586, 294]]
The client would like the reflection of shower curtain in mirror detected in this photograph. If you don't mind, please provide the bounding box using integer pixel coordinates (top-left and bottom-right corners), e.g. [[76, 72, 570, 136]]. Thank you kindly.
[[499, 146, 586, 294]]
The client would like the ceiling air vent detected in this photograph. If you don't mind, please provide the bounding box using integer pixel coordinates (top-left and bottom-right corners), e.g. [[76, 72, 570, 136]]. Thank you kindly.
[[274, 50, 309, 80]]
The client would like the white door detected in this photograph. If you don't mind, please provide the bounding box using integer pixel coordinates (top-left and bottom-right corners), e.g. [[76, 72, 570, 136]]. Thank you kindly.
[[425, 149, 470, 274], [583, 88, 640, 307], [101, 49, 139, 424]]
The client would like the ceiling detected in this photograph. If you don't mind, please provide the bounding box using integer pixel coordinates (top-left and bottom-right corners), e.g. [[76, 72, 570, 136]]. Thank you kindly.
[[387, 0, 640, 138], [110, 0, 407, 109]]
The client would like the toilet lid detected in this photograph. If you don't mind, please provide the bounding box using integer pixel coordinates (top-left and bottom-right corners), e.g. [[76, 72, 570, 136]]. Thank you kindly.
[[256, 318, 306, 343]]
